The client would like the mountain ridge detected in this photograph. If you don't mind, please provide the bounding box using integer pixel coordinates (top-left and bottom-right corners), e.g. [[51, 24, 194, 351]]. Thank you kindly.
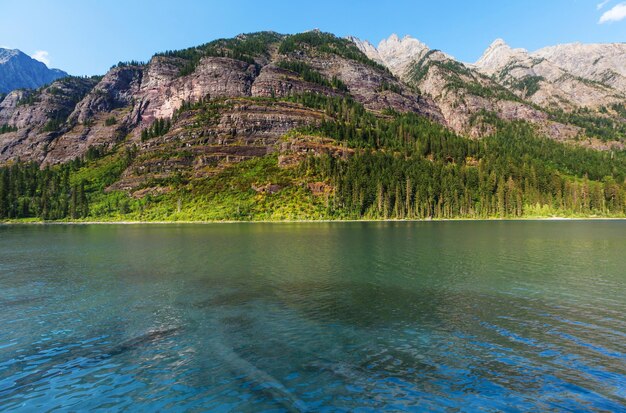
[[0, 48, 68, 94], [0, 30, 624, 222], [350, 33, 625, 142]]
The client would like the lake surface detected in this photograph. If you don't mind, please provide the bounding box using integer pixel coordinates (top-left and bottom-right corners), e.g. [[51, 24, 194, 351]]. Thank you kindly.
[[0, 221, 625, 412]]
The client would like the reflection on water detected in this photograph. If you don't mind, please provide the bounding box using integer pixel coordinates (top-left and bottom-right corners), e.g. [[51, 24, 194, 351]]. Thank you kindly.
[[0, 222, 625, 411]]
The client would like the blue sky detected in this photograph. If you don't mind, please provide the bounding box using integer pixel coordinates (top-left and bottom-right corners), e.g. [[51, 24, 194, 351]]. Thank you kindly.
[[1, 0, 625, 76]]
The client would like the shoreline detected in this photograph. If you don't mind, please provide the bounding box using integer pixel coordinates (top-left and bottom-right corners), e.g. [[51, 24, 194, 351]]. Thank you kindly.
[[2, 217, 626, 225]]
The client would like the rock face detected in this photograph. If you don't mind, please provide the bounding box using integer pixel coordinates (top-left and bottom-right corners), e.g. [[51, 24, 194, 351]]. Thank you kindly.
[[352, 35, 561, 137], [356, 34, 434, 78], [0, 77, 98, 162], [111, 99, 325, 191], [0, 31, 624, 166], [0, 48, 68, 93], [473, 39, 625, 110], [0, 32, 446, 164], [533, 43, 626, 94], [70, 66, 143, 124]]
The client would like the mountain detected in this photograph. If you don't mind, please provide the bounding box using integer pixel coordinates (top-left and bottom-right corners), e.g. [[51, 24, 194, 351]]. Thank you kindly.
[[352, 35, 626, 141], [0, 31, 441, 166], [0, 31, 624, 222], [0, 48, 68, 94], [533, 42, 626, 94], [473, 39, 625, 110]]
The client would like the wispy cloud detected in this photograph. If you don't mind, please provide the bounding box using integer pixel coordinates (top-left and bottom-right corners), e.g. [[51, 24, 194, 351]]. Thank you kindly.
[[599, 2, 626, 23], [597, 0, 612, 10], [31, 50, 51, 66]]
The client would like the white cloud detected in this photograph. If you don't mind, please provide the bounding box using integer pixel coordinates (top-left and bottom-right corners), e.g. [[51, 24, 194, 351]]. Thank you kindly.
[[31, 50, 50, 66], [599, 2, 626, 23], [597, 0, 611, 9]]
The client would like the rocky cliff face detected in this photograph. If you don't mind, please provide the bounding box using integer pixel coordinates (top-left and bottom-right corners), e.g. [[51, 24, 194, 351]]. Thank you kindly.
[[0, 31, 445, 164], [0, 77, 98, 162], [0, 48, 68, 93], [0, 31, 624, 167]]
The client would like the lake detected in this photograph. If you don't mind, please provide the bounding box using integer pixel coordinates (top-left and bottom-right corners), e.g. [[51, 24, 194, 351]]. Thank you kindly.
[[0, 221, 625, 411]]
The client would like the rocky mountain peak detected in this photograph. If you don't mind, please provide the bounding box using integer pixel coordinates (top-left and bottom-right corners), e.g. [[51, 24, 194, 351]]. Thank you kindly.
[[0, 48, 21, 64], [345, 36, 383, 65], [0, 47, 68, 93], [378, 34, 429, 59], [475, 39, 530, 75], [532, 42, 626, 93], [377, 34, 431, 76], [350, 34, 433, 78]]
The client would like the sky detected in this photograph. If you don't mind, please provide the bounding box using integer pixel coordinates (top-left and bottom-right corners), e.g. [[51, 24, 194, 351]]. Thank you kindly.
[[0, 0, 625, 76]]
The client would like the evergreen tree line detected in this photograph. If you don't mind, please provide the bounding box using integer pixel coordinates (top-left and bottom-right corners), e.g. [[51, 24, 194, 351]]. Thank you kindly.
[[0, 124, 18, 134], [300, 149, 625, 219], [0, 146, 136, 220], [157, 32, 282, 77], [0, 163, 89, 220], [289, 94, 626, 218]]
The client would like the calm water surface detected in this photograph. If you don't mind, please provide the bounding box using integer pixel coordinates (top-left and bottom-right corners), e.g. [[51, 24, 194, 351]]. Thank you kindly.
[[0, 221, 625, 412]]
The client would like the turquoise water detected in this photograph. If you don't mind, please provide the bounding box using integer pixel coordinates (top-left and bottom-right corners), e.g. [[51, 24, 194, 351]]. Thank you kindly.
[[0, 222, 624, 412]]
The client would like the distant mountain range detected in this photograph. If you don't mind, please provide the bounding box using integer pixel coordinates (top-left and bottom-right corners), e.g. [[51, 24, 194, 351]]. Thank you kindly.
[[0, 48, 67, 94], [0, 31, 624, 222], [352, 34, 626, 139]]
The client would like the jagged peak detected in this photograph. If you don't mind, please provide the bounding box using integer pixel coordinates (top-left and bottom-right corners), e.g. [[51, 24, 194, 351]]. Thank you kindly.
[[0, 48, 23, 64], [475, 38, 530, 73], [347, 36, 384, 65], [374, 34, 432, 77], [379, 34, 428, 50], [489, 38, 508, 49], [477, 39, 512, 62]]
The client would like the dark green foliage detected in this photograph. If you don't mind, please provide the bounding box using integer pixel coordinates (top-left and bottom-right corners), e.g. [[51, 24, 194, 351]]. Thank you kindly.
[[0, 162, 87, 220], [0, 124, 17, 134], [2, 90, 625, 221], [276, 61, 349, 91], [42, 117, 65, 132], [17, 92, 39, 106], [157, 32, 283, 77], [0, 145, 137, 220], [105, 116, 117, 126], [330, 76, 349, 92], [510, 76, 544, 97], [111, 60, 145, 69], [550, 107, 626, 142], [301, 137, 625, 219], [409, 50, 439, 83], [610, 103, 626, 118], [287, 93, 626, 219], [278, 31, 390, 73], [378, 80, 402, 94], [141, 118, 171, 141]]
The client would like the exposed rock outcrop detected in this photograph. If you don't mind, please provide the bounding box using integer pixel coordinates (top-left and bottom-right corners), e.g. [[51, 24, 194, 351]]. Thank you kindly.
[[473, 39, 624, 110], [533, 42, 626, 94]]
